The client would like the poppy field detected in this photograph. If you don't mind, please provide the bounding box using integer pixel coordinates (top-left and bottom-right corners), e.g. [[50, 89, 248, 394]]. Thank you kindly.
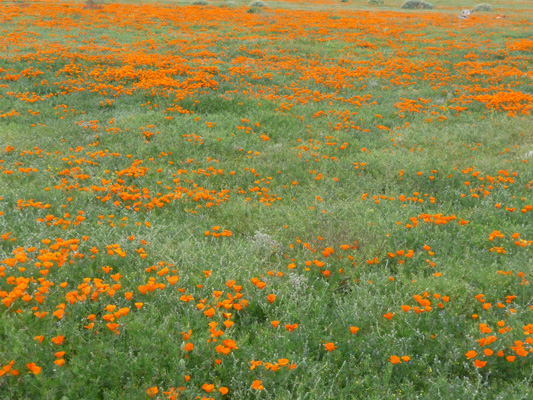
[[0, 0, 532, 398]]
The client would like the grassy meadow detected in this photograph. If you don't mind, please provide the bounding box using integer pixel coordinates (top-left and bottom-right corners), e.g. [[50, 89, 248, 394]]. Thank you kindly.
[[0, 0, 532, 398]]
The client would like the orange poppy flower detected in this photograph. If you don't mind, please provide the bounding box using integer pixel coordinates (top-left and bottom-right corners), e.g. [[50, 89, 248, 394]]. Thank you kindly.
[[202, 383, 215, 393], [389, 356, 402, 364], [383, 312, 395, 320], [349, 326, 359, 334], [55, 351, 65, 358], [284, 323, 298, 332], [26, 363, 41, 374], [54, 359, 65, 367], [224, 320, 234, 329], [324, 342, 337, 352], [50, 335, 65, 345], [465, 350, 477, 359], [222, 339, 238, 350], [34, 335, 44, 343], [250, 360, 263, 370], [201, 306, 215, 317], [219, 387, 229, 395]]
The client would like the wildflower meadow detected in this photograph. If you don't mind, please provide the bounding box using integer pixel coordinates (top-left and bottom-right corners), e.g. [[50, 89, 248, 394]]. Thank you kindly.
[[0, 0, 532, 398]]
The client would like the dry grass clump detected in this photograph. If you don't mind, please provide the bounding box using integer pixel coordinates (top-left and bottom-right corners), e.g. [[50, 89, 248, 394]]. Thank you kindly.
[[473, 3, 493, 11], [249, 0, 267, 7], [85, 0, 102, 9], [401, 0, 433, 9]]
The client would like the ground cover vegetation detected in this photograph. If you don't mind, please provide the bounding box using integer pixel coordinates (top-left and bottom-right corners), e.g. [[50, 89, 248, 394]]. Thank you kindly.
[[0, 0, 532, 398]]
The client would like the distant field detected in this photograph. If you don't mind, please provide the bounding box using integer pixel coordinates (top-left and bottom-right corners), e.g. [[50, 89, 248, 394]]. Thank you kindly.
[[170, 0, 533, 12], [0, 0, 532, 398]]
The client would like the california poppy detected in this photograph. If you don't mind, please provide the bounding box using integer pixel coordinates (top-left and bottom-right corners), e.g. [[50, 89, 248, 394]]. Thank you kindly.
[[324, 342, 337, 352]]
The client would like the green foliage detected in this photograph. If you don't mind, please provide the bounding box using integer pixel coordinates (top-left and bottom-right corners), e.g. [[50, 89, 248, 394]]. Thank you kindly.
[[191, 0, 208, 5], [368, 0, 384, 5], [247, 6, 263, 13]]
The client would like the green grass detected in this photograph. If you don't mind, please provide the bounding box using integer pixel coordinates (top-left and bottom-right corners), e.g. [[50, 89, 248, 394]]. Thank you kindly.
[[0, 0, 532, 398]]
